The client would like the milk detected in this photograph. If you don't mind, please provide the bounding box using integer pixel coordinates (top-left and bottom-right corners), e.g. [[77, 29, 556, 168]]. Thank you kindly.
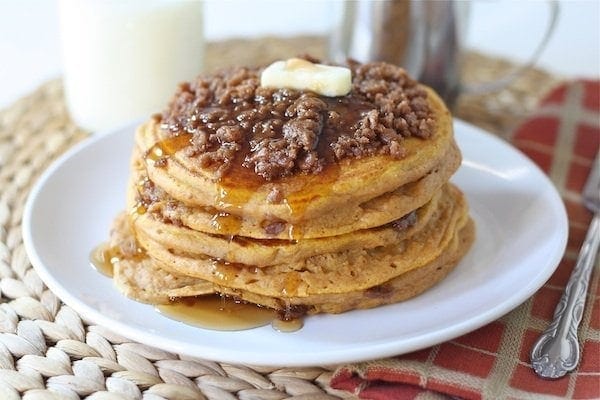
[[58, 0, 204, 132]]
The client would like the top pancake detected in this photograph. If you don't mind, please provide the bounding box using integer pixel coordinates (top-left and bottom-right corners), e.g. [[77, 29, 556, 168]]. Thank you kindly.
[[135, 85, 455, 226]]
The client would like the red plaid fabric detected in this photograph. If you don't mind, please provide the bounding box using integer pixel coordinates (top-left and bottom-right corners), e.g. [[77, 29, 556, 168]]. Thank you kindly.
[[330, 80, 600, 400]]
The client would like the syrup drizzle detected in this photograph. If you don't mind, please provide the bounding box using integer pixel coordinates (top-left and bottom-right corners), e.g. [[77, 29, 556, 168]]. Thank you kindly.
[[209, 210, 242, 234], [145, 133, 192, 164], [210, 260, 241, 283], [282, 272, 301, 296], [130, 201, 147, 219]]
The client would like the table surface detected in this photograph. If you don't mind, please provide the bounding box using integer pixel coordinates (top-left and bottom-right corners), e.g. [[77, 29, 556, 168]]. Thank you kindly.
[[0, 0, 598, 110]]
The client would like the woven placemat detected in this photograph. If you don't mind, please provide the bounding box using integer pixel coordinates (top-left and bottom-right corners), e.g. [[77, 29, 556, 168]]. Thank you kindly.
[[0, 36, 563, 400]]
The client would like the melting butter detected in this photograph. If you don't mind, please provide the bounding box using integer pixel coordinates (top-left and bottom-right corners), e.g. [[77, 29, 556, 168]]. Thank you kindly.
[[260, 58, 352, 97]]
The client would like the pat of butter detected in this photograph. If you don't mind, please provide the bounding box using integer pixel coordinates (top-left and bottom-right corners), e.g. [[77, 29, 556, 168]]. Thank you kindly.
[[260, 58, 352, 97]]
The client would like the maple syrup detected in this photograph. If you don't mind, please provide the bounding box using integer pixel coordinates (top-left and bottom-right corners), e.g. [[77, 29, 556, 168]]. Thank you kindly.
[[210, 260, 240, 283], [130, 201, 147, 218], [156, 295, 277, 331], [89, 243, 118, 277], [90, 241, 147, 278], [144, 133, 192, 164], [209, 210, 242, 234], [282, 272, 301, 296], [271, 318, 303, 333]]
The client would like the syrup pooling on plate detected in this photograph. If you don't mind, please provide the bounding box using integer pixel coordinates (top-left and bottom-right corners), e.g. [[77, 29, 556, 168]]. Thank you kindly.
[[156, 295, 304, 332], [90, 242, 148, 278], [156, 295, 277, 331], [272, 318, 303, 333], [89, 243, 117, 277]]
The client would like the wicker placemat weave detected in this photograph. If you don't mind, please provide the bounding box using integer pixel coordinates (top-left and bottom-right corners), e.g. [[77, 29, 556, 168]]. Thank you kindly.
[[0, 36, 562, 400]]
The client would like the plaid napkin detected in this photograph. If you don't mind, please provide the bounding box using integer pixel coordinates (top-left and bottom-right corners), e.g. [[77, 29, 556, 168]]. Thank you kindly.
[[330, 80, 600, 400]]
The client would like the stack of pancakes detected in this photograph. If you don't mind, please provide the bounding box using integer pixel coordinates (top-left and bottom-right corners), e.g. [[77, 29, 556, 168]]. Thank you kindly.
[[107, 62, 474, 319]]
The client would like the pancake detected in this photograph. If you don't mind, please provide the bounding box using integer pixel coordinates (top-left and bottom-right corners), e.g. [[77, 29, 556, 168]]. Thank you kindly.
[[100, 59, 475, 322]]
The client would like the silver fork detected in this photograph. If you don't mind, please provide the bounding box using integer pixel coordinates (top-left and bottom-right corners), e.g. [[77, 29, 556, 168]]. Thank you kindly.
[[530, 155, 600, 379]]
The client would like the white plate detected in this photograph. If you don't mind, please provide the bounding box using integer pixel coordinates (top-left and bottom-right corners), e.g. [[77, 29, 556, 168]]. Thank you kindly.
[[22, 119, 568, 367]]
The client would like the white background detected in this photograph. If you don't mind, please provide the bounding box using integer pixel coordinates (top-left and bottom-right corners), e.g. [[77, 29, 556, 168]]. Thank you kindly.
[[0, 0, 598, 109]]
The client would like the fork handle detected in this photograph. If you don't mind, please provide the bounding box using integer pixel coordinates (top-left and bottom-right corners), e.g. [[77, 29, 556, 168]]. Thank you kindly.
[[530, 213, 600, 379]]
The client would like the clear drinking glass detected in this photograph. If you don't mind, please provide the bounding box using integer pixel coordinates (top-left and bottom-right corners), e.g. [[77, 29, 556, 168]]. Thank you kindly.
[[58, 0, 204, 132]]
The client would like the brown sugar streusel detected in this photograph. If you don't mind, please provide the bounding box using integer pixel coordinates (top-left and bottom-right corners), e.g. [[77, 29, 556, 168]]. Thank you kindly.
[[159, 59, 435, 181]]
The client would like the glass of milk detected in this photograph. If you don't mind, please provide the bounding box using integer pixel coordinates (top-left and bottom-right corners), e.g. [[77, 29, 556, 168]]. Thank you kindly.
[[58, 0, 204, 132]]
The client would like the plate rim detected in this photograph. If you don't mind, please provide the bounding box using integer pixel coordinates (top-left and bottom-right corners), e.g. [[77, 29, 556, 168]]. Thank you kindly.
[[22, 118, 568, 366]]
